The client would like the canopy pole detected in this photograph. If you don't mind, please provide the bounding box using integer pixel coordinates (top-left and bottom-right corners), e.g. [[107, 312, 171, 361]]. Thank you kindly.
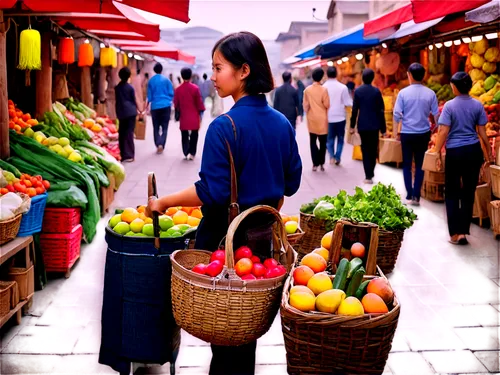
[[36, 32, 53, 118], [0, 10, 9, 159], [81, 66, 92, 108]]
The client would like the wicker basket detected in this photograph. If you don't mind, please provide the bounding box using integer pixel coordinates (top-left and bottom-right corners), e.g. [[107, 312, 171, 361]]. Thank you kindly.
[[7, 266, 34, 301], [490, 201, 500, 236], [490, 165, 500, 198], [377, 229, 405, 274], [0, 214, 22, 245], [171, 205, 297, 346], [298, 212, 330, 259], [281, 268, 400, 375], [287, 227, 305, 247], [0, 281, 16, 318]]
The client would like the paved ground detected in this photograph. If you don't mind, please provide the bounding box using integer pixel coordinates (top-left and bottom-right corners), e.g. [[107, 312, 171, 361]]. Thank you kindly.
[[1, 105, 499, 375]]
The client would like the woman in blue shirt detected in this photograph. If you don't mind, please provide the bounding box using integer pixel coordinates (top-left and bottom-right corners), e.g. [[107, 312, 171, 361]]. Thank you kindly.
[[147, 31, 302, 374], [432, 72, 493, 245]]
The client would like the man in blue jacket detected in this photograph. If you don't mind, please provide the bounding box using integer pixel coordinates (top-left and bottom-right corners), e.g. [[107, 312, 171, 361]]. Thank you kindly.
[[146, 63, 174, 154]]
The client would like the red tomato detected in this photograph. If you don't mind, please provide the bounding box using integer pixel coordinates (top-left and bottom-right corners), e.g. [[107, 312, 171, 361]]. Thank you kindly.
[[14, 182, 26, 193], [0, 188, 8, 195], [6, 184, 15, 192], [35, 187, 44, 195], [42, 180, 50, 189], [26, 188, 37, 197], [23, 180, 32, 187]]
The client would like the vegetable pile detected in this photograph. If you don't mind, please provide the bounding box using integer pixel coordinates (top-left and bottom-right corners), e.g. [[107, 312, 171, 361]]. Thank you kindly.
[[300, 183, 417, 232]]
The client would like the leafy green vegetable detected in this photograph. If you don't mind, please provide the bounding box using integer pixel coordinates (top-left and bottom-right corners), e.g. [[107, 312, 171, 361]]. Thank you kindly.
[[300, 183, 417, 231]]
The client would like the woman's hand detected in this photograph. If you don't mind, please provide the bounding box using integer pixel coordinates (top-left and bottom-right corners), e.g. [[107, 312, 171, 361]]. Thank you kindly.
[[146, 196, 162, 218]]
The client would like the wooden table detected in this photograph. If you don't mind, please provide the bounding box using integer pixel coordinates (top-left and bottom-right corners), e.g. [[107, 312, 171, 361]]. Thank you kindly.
[[0, 236, 34, 329]]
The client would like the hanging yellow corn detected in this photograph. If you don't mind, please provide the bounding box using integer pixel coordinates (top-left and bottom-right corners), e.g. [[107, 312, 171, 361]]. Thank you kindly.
[[78, 42, 94, 67], [18, 28, 41, 70], [100, 47, 117, 68]]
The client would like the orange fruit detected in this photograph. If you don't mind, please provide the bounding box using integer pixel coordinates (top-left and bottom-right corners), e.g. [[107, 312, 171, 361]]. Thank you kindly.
[[300, 253, 327, 273], [235, 258, 253, 277], [337, 297, 364, 316], [121, 208, 139, 223], [181, 207, 194, 215], [166, 207, 178, 216], [361, 293, 388, 314], [144, 217, 153, 224], [137, 205, 146, 213], [290, 285, 315, 297], [321, 231, 333, 250], [293, 265, 315, 286], [138, 212, 147, 221], [191, 208, 203, 219], [289, 292, 316, 312], [367, 278, 394, 305], [173, 210, 189, 225], [351, 242, 366, 258], [187, 216, 201, 227], [307, 272, 333, 295], [312, 247, 329, 262]]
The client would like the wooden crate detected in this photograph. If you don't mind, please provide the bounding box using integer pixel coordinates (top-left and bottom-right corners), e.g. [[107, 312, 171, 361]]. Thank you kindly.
[[489, 200, 500, 237], [100, 172, 115, 216], [473, 184, 491, 227], [425, 170, 445, 184], [490, 165, 500, 197], [421, 180, 445, 202]]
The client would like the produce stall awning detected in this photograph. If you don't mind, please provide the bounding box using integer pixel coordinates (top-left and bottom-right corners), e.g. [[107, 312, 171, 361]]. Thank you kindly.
[[383, 17, 444, 41], [466, 0, 500, 23], [109, 40, 195, 64], [411, 0, 490, 23], [294, 42, 320, 60], [51, 2, 160, 42], [87, 30, 150, 41], [1, 0, 190, 23], [316, 24, 380, 59], [363, 4, 413, 39]]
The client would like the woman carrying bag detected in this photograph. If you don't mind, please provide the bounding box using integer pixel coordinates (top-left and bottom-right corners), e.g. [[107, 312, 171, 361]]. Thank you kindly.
[[147, 31, 302, 375], [431, 72, 493, 245]]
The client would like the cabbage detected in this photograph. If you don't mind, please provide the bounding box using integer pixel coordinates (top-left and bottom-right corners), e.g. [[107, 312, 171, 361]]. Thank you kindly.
[[313, 201, 335, 219], [485, 47, 500, 62], [471, 53, 485, 68]]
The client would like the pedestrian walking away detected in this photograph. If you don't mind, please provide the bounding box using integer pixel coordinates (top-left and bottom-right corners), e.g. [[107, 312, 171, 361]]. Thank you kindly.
[[273, 71, 300, 129], [431, 72, 493, 245], [350, 68, 387, 184], [323, 66, 353, 165], [174, 67, 206, 160], [303, 67, 330, 171], [393, 62, 440, 205], [295, 77, 305, 119], [147, 62, 174, 154], [114, 67, 138, 163], [147, 31, 302, 375]]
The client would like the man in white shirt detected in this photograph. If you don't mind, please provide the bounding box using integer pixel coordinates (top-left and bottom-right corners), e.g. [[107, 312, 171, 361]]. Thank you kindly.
[[323, 67, 353, 165]]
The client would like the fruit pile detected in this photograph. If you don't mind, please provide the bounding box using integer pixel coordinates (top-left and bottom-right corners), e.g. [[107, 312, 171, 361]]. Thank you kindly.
[[281, 213, 300, 234], [108, 206, 202, 238], [0, 171, 50, 197], [8, 100, 39, 134], [288, 232, 394, 316], [27, 131, 83, 163], [191, 246, 287, 280]]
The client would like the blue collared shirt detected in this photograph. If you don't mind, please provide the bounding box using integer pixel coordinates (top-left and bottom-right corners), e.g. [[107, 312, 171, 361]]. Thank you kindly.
[[147, 74, 174, 110], [393, 84, 439, 134]]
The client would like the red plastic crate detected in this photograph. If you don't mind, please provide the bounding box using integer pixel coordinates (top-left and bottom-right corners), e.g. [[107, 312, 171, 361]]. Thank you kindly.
[[40, 224, 82, 272], [42, 208, 81, 234]]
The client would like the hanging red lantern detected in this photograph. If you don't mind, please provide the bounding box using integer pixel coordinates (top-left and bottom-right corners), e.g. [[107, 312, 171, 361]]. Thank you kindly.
[[58, 37, 75, 65], [78, 42, 94, 67]]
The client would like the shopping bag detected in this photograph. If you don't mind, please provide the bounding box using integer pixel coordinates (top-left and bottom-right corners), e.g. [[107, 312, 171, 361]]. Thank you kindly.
[[473, 183, 491, 218], [352, 145, 363, 160], [349, 132, 362, 146], [422, 150, 444, 172], [134, 117, 146, 140], [378, 138, 402, 163]]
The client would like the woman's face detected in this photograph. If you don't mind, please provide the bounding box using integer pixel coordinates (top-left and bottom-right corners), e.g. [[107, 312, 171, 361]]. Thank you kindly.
[[211, 50, 248, 98]]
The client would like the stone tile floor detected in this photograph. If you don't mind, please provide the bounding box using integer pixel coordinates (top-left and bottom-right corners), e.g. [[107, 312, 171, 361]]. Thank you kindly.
[[1, 113, 499, 374]]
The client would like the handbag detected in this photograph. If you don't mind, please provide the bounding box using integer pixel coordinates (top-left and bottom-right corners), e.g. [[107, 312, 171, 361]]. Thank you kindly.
[[174, 108, 181, 122]]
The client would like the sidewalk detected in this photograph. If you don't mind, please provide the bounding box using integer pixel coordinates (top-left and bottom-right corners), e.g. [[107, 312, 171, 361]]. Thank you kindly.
[[1, 113, 499, 375]]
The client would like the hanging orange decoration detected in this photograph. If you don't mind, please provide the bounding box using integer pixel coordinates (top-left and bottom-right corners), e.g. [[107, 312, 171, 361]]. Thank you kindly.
[[78, 42, 94, 67], [58, 37, 75, 65]]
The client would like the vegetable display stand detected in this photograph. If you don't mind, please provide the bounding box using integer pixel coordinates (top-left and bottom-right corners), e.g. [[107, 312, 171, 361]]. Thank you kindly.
[[18, 193, 48, 237], [490, 165, 500, 197], [0, 236, 35, 328], [377, 229, 405, 274], [298, 212, 329, 259], [281, 268, 400, 375], [100, 172, 115, 216], [171, 205, 296, 346], [99, 173, 182, 375], [40, 224, 83, 278], [0, 214, 22, 245]]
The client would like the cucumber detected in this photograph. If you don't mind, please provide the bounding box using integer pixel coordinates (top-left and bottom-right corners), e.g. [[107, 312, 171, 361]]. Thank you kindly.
[[355, 280, 370, 300], [0, 159, 21, 178], [346, 267, 366, 297], [347, 257, 363, 279], [332, 258, 349, 291]]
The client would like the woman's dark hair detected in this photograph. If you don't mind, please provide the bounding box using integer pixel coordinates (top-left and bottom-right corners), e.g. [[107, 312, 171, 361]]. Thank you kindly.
[[408, 63, 426, 82], [312, 68, 324, 82], [181, 67, 192, 80], [118, 67, 131, 82], [153, 62, 163, 74], [327, 67, 337, 79], [362, 68, 375, 84], [451, 71, 473, 94], [212, 31, 274, 95]]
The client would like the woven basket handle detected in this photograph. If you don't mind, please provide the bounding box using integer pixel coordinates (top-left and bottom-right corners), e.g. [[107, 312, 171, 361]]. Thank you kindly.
[[224, 205, 292, 279], [148, 172, 161, 249]]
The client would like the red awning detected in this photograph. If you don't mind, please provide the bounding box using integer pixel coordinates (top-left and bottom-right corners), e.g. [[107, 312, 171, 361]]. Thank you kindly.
[[364, 4, 413, 38], [88, 30, 150, 41], [411, 0, 490, 23], [52, 2, 160, 42], [110, 39, 195, 64], [1, 0, 190, 23]]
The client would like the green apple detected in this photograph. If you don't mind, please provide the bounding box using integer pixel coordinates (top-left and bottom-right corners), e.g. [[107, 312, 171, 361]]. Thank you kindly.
[[159, 215, 174, 231], [109, 214, 122, 228], [142, 223, 154, 237], [113, 222, 130, 235]]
